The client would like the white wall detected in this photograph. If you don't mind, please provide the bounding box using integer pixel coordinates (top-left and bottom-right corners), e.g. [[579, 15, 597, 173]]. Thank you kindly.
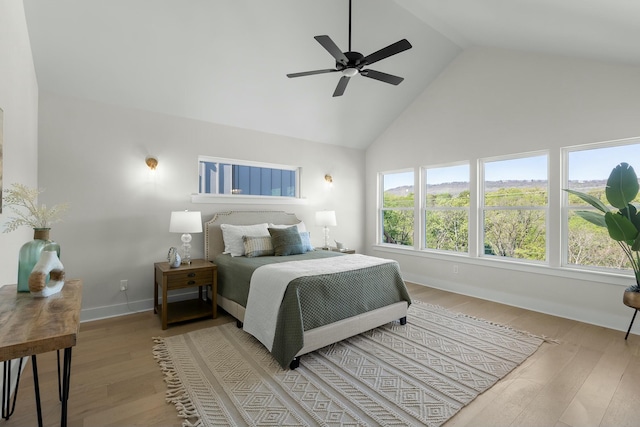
[[366, 47, 640, 333], [0, 0, 39, 285], [0, 0, 39, 406], [37, 91, 365, 320]]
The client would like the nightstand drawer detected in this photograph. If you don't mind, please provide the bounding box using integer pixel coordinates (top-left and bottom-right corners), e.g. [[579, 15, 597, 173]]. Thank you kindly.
[[166, 269, 212, 289]]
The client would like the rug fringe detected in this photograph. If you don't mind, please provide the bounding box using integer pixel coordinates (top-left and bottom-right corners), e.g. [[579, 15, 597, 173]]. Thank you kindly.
[[413, 301, 560, 344], [152, 337, 203, 427], [452, 312, 560, 344]]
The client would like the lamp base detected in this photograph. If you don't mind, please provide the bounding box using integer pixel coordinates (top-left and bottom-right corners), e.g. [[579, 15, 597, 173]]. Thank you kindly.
[[180, 234, 192, 265], [323, 226, 330, 250]]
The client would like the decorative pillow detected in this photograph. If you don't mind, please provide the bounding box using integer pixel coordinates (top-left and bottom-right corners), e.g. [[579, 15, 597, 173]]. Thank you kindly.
[[268, 221, 307, 233], [268, 226, 304, 256], [220, 223, 269, 257], [299, 231, 314, 252], [242, 235, 274, 258]]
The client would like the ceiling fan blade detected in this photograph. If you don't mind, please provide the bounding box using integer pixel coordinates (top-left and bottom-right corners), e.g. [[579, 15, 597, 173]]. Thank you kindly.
[[333, 76, 350, 97], [287, 69, 338, 78], [314, 35, 349, 65], [360, 39, 412, 66], [360, 69, 404, 85]]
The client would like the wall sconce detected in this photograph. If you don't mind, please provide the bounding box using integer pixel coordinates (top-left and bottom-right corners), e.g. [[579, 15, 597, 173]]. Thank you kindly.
[[146, 156, 158, 171], [324, 174, 333, 188]]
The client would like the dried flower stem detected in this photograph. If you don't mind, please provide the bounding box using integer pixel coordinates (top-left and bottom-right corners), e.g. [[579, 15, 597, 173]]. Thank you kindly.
[[2, 183, 68, 233]]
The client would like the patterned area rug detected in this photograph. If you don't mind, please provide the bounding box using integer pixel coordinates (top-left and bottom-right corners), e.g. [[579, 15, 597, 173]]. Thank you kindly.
[[153, 301, 544, 427]]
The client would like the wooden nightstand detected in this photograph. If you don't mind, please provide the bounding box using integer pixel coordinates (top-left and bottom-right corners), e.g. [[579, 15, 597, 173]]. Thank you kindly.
[[154, 259, 217, 330]]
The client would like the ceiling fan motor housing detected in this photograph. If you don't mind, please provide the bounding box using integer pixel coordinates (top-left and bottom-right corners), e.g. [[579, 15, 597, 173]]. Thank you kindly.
[[336, 51, 365, 70]]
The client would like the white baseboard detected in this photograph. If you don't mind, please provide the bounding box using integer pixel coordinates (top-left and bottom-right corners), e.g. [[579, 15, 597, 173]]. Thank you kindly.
[[80, 290, 200, 322], [403, 272, 633, 335]]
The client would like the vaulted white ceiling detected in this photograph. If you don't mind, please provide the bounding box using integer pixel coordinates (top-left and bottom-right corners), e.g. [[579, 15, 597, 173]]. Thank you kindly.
[[22, 0, 640, 149]]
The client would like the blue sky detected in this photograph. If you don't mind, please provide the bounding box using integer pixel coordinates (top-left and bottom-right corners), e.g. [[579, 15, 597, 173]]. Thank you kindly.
[[384, 142, 640, 189], [568, 144, 640, 181]]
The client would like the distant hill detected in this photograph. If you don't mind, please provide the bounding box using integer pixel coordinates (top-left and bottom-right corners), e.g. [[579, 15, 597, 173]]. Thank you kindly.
[[385, 179, 608, 196]]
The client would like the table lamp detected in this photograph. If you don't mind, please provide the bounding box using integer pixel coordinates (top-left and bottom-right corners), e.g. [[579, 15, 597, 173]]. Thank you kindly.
[[315, 210, 337, 250], [169, 211, 202, 264]]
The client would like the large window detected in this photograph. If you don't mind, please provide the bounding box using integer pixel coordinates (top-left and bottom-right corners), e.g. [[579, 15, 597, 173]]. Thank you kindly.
[[380, 170, 414, 246], [565, 142, 640, 271], [481, 154, 548, 261], [199, 156, 299, 198], [375, 138, 640, 281], [423, 163, 470, 253]]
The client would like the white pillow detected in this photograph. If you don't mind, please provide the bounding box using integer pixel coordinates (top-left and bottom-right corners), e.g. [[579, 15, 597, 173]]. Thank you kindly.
[[268, 221, 307, 233], [220, 223, 269, 257]]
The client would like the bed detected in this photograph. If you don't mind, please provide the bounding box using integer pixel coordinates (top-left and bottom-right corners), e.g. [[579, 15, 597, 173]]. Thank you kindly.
[[204, 210, 411, 369]]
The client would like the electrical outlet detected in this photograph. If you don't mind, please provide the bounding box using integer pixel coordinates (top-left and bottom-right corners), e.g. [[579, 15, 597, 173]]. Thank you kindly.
[[120, 279, 128, 291], [453, 265, 459, 274]]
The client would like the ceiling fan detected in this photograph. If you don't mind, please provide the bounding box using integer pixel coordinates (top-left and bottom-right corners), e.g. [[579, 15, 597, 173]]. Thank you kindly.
[[286, 0, 412, 97]]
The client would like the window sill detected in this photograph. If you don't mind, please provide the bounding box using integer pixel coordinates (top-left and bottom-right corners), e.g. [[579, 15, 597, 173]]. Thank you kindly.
[[191, 194, 308, 205], [371, 244, 634, 288]]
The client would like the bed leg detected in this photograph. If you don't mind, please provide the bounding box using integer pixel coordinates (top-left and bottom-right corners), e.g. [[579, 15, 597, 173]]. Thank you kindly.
[[400, 316, 407, 325], [236, 320, 243, 328], [289, 357, 300, 370]]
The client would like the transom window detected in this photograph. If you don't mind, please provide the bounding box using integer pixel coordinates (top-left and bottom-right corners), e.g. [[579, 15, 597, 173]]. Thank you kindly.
[[198, 156, 299, 198]]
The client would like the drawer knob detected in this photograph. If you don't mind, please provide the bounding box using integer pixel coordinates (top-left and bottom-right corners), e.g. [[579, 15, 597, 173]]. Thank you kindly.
[[187, 280, 196, 285], [187, 272, 196, 277]]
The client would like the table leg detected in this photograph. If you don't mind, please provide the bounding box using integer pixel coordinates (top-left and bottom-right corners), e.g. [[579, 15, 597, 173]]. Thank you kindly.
[[31, 355, 43, 427], [153, 272, 158, 314], [2, 358, 24, 420], [162, 279, 168, 330], [57, 350, 62, 401], [60, 347, 72, 427]]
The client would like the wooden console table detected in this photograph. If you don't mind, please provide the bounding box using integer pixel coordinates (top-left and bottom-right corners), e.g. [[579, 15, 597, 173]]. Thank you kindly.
[[0, 280, 83, 427]]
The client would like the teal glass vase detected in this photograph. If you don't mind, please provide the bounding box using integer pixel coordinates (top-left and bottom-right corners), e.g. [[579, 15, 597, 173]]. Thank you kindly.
[[17, 228, 61, 292]]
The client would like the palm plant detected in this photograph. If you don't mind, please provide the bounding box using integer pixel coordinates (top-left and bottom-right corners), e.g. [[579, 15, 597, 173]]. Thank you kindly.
[[565, 162, 640, 291]]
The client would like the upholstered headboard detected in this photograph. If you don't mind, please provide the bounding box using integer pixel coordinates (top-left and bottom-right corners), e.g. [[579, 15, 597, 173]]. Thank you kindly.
[[204, 210, 302, 261]]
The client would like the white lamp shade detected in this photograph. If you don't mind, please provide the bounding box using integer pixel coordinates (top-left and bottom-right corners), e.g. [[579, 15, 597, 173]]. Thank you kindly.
[[315, 210, 337, 227], [169, 211, 203, 233]]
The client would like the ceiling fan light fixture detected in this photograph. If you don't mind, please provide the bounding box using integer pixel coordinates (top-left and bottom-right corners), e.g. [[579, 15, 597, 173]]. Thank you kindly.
[[286, 0, 412, 96], [342, 68, 359, 77]]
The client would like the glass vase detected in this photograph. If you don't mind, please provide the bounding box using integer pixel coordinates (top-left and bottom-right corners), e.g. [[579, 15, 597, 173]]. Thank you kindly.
[[17, 228, 61, 292]]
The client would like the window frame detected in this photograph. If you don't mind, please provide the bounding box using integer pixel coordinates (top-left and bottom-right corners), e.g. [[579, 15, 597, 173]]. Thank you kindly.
[[479, 151, 550, 264], [421, 162, 471, 254], [562, 137, 640, 273], [378, 169, 416, 248]]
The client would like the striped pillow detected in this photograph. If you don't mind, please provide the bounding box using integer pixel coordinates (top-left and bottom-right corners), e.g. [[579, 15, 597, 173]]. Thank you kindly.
[[242, 235, 274, 258]]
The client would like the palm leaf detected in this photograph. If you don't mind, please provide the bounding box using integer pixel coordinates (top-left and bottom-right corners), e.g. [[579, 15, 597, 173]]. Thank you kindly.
[[606, 162, 639, 210], [565, 189, 609, 213]]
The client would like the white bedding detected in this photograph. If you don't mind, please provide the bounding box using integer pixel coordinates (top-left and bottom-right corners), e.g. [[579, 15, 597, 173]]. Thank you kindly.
[[243, 254, 396, 351]]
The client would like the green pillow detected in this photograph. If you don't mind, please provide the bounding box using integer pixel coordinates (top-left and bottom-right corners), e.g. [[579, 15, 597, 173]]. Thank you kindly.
[[268, 226, 304, 256]]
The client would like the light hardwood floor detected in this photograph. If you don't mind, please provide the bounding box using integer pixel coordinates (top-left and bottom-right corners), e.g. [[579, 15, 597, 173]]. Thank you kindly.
[[4, 282, 640, 426]]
